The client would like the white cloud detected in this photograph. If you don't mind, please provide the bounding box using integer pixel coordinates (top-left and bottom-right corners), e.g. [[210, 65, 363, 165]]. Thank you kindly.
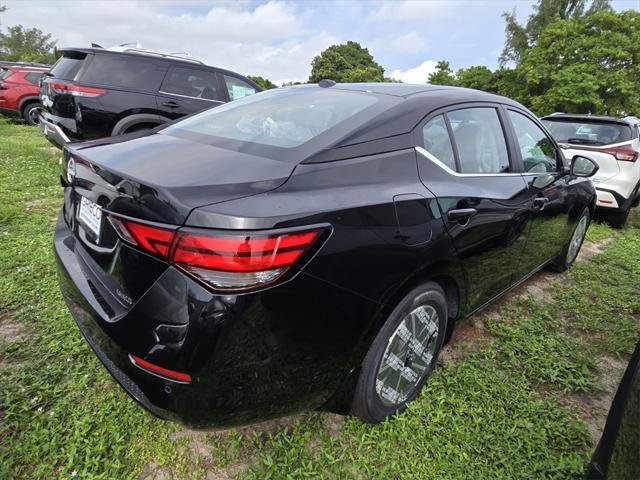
[[368, 1, 452, 22], [389, 31, 426, 53], [390, 60, 438, 84], [0, 0, 337, 84]]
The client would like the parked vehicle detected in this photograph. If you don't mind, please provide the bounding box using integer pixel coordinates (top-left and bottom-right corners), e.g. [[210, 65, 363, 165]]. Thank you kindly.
[[39, 46, 261, 148], [54, 83, 598, 427], [541, 114, 640, 227], [0, 64, 49, 125]]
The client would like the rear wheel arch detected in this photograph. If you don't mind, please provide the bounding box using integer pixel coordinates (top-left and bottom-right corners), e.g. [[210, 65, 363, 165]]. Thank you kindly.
[[19, 96, 40, 114], [111, 113, 171, 136]]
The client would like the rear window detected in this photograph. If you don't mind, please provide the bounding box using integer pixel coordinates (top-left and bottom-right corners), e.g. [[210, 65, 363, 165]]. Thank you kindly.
[[80, 54, 165, 91], [0, 68, 15, 81], [542, 119, 632, 146], [165, 88, 378, 148], [50, 54, 86, 80], [25, 72, 45, 85]]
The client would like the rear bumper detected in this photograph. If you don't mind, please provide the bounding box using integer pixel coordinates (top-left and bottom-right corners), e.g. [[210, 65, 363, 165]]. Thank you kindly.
[[39, 112, 79, 149], [595, 183, 640, 211], [54, 211, 373, 427]]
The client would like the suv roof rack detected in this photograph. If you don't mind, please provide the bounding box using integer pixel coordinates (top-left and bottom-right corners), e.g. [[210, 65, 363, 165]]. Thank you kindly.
[[106, 44, 204, 64]]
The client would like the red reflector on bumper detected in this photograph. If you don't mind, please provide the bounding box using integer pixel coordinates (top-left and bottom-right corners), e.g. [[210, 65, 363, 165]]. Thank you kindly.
[[129, 355, 191, 383]]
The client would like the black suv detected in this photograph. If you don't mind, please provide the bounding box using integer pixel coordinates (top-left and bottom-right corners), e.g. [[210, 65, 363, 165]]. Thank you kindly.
[[39, 47, 261, 148]]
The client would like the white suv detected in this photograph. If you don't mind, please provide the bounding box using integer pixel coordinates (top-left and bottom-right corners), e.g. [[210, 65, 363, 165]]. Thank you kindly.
[[542, 114, 640, 227]]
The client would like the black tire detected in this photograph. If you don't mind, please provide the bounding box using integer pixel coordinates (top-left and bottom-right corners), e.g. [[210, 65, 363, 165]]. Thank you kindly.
[[550, 207, 591, 272], [21, 102, 42, 126], [607, 206, 631, 229], [351, 282, 448, 423]]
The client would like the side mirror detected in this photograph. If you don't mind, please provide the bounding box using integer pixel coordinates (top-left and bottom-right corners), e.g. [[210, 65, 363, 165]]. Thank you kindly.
[[571, 155, 599, 177]]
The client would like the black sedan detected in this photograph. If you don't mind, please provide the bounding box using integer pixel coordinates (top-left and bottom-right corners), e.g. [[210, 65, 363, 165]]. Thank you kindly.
[[54, 82, 598, 426]]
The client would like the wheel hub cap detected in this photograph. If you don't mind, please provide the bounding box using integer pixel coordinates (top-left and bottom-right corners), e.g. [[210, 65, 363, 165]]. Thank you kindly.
[[375, 305, 439, 407]]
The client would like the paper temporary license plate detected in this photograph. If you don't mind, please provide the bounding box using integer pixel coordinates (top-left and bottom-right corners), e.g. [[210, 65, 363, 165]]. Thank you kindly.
[[78, 196, 102, 238]]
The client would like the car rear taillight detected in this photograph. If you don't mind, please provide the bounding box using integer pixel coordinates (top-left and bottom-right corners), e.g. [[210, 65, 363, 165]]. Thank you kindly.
[[49, 82, 106, 98], [572, 144, 638, 162], [108, 215, 328, 292]]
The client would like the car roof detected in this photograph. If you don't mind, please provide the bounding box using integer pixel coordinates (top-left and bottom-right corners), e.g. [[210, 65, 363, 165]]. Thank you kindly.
[[57, 47, 245, 77], [291, 83, 527, 162], [541, 113, 635, 127]]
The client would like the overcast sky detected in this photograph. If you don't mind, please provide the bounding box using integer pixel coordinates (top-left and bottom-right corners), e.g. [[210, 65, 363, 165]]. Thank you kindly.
[[1, 0, 637, 84]]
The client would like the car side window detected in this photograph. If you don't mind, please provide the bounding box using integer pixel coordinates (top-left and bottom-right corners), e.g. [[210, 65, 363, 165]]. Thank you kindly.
[[161, 67, 223, 101], [80, 56, 165, 91], [223, 75, 257, 101], [508, 110, 559, 173], [447, 107, 510, 174], [422, 115, 456, 170]]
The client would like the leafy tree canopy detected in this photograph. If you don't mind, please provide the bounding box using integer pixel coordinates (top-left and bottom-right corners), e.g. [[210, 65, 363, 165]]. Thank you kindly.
[[500, 0, 612, 65], [247, 75, 277, 90], [427, 60, 455, 86], [0, 25, 57, 63], [521, 10, 640, 115], [309, 41, 384, 83]]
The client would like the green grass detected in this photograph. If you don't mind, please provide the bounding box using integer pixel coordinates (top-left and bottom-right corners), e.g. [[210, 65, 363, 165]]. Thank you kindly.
[[0, 117, 638, 478]]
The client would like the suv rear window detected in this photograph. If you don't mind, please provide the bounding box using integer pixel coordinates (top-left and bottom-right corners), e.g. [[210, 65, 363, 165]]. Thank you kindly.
[[542, 119, 632, 146], [165, 88, 378, 148], [50, 54, 86, 80], [80, 54, 165, 91]]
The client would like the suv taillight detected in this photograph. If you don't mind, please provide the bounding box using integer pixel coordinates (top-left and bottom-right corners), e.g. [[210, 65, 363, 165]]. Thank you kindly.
[[49, 82, 106, 98], [108, 216, 329, 292]]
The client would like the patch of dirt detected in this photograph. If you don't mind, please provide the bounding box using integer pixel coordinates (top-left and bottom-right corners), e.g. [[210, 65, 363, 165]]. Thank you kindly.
[[577, 238, 614, 262], [0, 311, 29, 341], [439, 316, 491, 364]]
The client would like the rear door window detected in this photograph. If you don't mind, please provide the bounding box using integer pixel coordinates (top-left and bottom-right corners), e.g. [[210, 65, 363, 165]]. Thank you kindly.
[[160, 67, 223, 101], [80, 55, 165, 91], [50, 54, 86, 80], [223, 75, 257, 100], [422, 115, 456, 170], [447, 107, 510, 174]]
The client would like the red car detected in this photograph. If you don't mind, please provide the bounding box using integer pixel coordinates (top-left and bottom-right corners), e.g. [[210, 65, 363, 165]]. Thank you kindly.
[[0, 64, 49, 125]]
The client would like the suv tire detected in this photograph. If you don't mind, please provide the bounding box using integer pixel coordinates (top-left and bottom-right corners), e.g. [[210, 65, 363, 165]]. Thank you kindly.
[[351, 282, 448, 424], [22, 102, 43, 126]]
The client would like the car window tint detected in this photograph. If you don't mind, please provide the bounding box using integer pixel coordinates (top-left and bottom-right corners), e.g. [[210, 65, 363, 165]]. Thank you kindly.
[[81, 55, 165, 90], [542, 119, 632, 145], [422, 115, 455, 170], [509, 111, 558, 173], [50, 54, 85, 80], [161, 67, 223, 100], [448, 107, 509, 173], [223, 75, 257, 100], [25, 72, 45, 85], [0, 68, 13, 81], [166, 88, 378, 148]]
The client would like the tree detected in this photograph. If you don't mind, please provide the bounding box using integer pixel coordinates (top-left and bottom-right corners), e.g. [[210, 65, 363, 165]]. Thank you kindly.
[[427, 60, 456, 86], [500, 0, 612, 65], [247, 75, 277, 90], [0, 25, 57, 63], [520, 10, 640, 115], [309, 41, 384, 83], [455, 66, 495, 92]]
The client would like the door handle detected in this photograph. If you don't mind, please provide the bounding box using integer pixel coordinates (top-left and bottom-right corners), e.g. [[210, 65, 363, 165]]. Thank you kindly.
[[532, 197, 549, 209], [447, 208, 477, 223], [162, 101, 179, 108]]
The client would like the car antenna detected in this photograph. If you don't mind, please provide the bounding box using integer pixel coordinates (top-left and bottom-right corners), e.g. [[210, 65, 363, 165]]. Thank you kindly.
[[319, 79, 336, 88], [91, 43, 104, 48]]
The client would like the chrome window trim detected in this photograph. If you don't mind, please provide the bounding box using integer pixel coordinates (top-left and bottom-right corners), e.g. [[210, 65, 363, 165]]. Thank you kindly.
[[415, 146, 524, 177], [158, 91, 225, 103]]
